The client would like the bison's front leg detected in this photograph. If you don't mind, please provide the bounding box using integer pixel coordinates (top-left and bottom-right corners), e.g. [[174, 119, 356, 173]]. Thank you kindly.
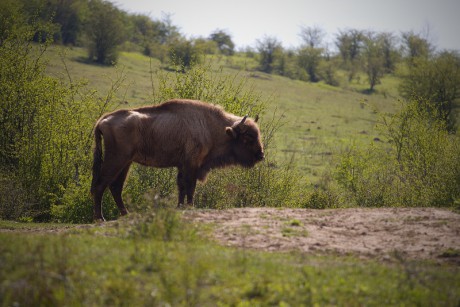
[[176, 170, 186, 206], [185, 172, 197, 205], [176, 168, 197, 207]]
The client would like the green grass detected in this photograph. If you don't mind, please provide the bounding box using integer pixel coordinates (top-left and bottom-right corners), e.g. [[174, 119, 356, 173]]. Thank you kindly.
[[0, 220, 73, 231], [1, 214, 459, 306], [44, 46, 399, 185]]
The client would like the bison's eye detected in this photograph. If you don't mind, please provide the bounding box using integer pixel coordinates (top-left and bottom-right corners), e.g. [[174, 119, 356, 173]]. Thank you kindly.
[[242, 134, 255, 144]]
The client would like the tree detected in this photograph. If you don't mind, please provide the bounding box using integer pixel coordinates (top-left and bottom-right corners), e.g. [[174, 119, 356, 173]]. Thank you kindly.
[[256, 35, 283, 73], [51, 0, 85, 45], [362, 32, 385, 92], [209, 29, 235, 55], [169, 38, 200, 72], [402, 30, 433, 64], [335, 29, 364, 81], [399, 51, 460, 130], [297, 47, 322, 82], [336, 29, 364, 63], [158, 12, 181, 45], [298, 26, 325, 82], [19, 0, 87, 45], [377, 32, 399, 73], [85, 0, 125, 65], [299, 25, 325, 48], [129, 14, 165, 56]]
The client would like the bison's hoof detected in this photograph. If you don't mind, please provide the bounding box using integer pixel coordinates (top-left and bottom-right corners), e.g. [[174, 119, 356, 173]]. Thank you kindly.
[[94, 217, 106, 223], [177, 203, 193, 210]]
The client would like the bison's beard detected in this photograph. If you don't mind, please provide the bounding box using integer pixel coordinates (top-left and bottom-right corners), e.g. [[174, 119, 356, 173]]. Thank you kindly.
[[238, 158, 257, 168], [197, 152, 260, 183], [197, 154, 237, 182], [234, 154, 262, 168]]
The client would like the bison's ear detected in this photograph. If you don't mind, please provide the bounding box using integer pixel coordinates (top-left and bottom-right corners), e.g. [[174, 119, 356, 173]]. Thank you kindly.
[[226, 127, 237, 139]]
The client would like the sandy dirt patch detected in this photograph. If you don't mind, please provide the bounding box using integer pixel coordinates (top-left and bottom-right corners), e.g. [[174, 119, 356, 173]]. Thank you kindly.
[[185, 207, 460, 262]]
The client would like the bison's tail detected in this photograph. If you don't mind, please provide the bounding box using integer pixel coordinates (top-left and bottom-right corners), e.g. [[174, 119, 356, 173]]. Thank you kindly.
[[90, 125, 103, 195]]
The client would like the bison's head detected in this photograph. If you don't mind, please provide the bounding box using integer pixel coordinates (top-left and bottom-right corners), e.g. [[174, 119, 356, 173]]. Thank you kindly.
[[226, 116, 264, 167]]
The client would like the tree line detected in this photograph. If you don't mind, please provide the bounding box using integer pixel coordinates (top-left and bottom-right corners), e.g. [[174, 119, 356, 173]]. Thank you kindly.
[[6, 0, 233, 65], [3, 0, 460, 127], [11, 4, 458, 87], [2, 0, 460, 124]]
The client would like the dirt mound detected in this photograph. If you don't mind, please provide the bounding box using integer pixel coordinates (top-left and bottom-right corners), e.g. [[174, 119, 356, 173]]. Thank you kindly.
[[185, 207, 460, 262]]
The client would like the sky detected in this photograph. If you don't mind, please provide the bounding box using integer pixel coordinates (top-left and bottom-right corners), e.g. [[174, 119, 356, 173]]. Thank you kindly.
[[114, 0, 460, 51]]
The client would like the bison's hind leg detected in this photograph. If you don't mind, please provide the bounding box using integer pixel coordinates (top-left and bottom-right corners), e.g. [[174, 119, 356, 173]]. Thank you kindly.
[[109, 163, 131, 216], [92, 155, 131, 221]]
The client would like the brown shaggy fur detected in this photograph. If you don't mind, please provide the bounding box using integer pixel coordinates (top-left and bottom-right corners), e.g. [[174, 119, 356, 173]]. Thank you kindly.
[[90, 99, 264, 221]]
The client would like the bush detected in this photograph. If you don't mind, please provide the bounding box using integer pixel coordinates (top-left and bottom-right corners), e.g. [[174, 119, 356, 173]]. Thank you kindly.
[[50, 176, 119, 223], [399, 52, 460, 131], [302, 188, 339, 209], [0, 172, 32, 220], [0, 5, 120, 221], [336, 98, 460, 207]]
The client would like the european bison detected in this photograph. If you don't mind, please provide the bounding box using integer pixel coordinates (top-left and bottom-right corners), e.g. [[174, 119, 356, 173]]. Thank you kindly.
[[90, 99, 264, 221]]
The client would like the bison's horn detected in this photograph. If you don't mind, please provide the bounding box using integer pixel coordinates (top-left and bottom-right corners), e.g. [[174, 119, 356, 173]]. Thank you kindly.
[[254, 114, 259, 123], [239, 115, 248, 125], [231, 115, 248, 134], [236, 115, 248, 131]]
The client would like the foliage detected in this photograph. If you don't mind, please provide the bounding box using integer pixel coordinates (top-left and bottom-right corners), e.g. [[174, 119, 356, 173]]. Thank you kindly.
[[256, 35, 283, 74], [362, 32, 385, 91], [318, 55, 340, 86], [399, 51, 460, 130], [0, 7, 120, 221], [1, 215, 459, 306], [128, 13, 173, 53], [297, 46, 323, 82], [85, 0, 125, 65], [51, 175, 120, 223], [209, 29, 235, 55], [401, 30, 433, 63], [336, 29, 364, 64], [336, 99, 460, 206], [299, 25, 325, 48], [19, 0, 84, 45], [377, 32, 399, 73], [168, 38, 202, 72]]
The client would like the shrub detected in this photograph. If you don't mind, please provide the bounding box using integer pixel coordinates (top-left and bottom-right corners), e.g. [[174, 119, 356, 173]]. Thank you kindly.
[[336, 98, 460, 207], [302, 188, 339, 209], [50, 175, 120, 223], [0, 5, 120, 221]]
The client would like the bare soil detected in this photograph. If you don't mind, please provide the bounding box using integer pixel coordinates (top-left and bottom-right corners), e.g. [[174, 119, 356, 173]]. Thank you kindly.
[[184, 207, 460, 263], [3, 207, 459, 263]]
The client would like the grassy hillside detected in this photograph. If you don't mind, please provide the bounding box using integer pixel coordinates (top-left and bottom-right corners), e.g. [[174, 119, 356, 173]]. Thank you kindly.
[[45, 46, 398, 184]]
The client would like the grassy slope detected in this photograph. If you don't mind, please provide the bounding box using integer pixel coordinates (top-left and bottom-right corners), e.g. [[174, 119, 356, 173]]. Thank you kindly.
[[1, 215, 459, 306], [45, 46, 397, 184]]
